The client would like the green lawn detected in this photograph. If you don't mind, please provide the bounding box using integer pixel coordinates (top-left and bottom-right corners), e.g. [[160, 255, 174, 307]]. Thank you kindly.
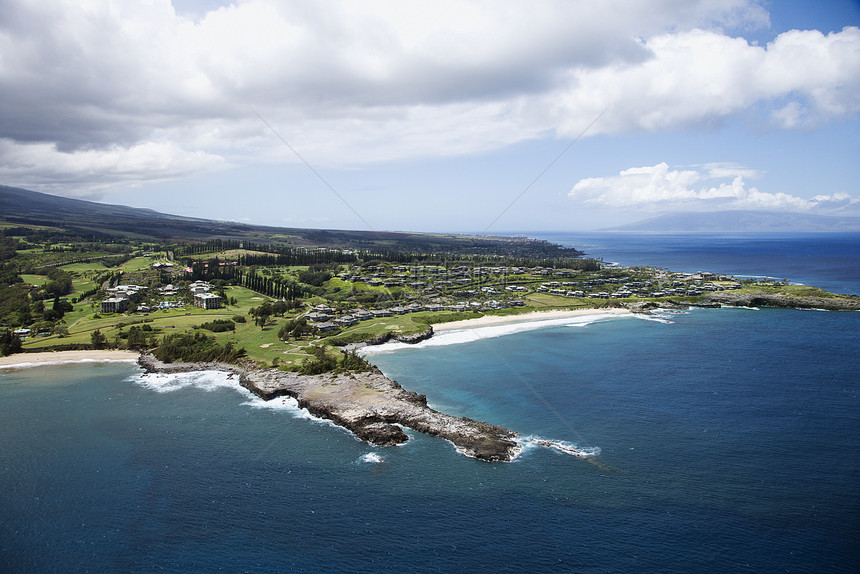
[[20, 274, 48, 287], [119, 256, 158, 272], [526, 292, 593, 308], [60, 262, 109, 274]]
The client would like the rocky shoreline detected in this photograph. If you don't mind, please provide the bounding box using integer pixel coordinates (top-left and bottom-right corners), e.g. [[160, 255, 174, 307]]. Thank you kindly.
[[137, 351, 520, 462], [134, 295, 855, 462], [702, 291, 860, 311], [624, 291, 860, 313], [341, 327, 434, 352]]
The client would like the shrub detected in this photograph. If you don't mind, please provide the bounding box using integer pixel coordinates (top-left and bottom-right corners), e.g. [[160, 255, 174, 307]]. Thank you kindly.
[[197, 319, 235, 332], [153, 332, 246, 364]]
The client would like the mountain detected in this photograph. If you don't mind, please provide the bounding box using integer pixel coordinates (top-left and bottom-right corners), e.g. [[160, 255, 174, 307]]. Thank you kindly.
[[0, 185, 583, 258], [0, 184, 260, 240], [605, 210, 860, 233]]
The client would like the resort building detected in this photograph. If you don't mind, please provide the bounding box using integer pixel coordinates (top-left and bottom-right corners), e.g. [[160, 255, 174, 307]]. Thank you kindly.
[[193, 292, 222, 309], [106, 284, 143, 301], [101, 297, 129, 314], [189, 281, 214, 295]]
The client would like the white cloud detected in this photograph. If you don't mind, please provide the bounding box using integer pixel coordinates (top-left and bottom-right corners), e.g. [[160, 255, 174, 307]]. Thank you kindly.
[[550, 26, 860, 137], [569, 162, 859, 213], [0, 139, 226, 194], [0, 0, 857, 195]]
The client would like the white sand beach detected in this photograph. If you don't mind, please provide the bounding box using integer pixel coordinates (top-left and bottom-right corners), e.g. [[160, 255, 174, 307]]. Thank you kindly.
[[0, 350, 141, 369], [433, 307, 630, 332]]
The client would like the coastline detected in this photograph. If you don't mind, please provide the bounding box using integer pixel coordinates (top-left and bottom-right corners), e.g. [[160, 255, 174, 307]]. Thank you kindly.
[[0, 309, 630, 370], [0, 308, 640, 461], [0, 350, 140, 369], [432, 307, 630, 332], [136, 352, 521, 461]]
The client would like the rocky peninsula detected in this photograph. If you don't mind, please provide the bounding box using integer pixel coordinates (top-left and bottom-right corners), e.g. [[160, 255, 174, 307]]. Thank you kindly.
[[703, 291, 860, 311], [137, 352, 520, 462]]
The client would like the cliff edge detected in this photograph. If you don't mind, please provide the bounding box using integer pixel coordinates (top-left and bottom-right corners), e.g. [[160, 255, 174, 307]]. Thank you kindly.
[[138, 352, 519, 462]]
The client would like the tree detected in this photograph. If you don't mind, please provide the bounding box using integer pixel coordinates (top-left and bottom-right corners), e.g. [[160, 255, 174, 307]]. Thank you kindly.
[[250, 301, 273, 328], [0, 330, 22, 356], [91, 329, 107, 349], [299, 345, 337, 375], [126, 326, 149, 349], [278, 317, 310, 340]]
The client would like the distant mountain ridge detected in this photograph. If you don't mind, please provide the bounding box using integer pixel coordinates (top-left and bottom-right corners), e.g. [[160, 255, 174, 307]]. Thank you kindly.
[[605, 210, 860, 233], [0, 185, 583, 258], [0, 184, 254, 240]]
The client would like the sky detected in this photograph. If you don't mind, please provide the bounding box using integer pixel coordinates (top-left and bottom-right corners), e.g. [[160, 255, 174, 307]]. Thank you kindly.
[[1, 0, 859, 233]]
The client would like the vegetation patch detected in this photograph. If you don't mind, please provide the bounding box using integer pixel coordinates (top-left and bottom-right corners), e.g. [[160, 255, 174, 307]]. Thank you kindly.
[[153, 332, 246, 364], [196, 318, 236, 332]]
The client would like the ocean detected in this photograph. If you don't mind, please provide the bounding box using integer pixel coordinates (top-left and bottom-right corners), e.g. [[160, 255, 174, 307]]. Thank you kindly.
[[1, 233, 858, 573]]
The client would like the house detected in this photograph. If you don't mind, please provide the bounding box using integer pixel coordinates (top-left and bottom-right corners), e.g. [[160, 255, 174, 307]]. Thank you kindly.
[[352, 310, 374, 321], [194, 292, 222, 309], [314, 322, 339, 332], [306, 312, 330, 322]]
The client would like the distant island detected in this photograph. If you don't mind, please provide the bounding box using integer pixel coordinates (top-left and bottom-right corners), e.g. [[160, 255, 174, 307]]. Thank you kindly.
[[2, 185, 859, 460]]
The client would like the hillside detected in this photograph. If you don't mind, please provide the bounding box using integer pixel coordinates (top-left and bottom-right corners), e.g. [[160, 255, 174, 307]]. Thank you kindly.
[[0, 185, 581, 258]]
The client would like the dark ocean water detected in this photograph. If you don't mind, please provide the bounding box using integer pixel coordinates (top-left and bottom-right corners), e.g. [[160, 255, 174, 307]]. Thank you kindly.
[[1, 233, 858, 573], [533, 232, 860, 296]]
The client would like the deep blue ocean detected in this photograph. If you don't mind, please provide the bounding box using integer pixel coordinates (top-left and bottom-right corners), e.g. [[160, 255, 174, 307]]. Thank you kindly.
[[2, 233, 858, 573]]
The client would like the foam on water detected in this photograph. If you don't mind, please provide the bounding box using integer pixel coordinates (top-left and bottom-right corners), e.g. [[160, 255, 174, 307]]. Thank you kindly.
[[131, 370, 344, 427], [0, 358, 138, 370], [514, 435, 602, 460], [634, 314, 675, 324], [241, 393, 324, 422], [358, 452, 385, 464], [361, 313, 630, 355], [131, 369, 244, 394]]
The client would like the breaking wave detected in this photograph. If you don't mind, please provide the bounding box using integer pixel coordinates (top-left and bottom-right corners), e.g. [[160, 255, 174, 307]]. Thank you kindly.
[[634, 314, 674, 324], [131, 369, 243, 394], [130, 370, 329, 423], [358, 452, 385, 464], [1, 358, 138, 371], [361, 313, 630, 355], [514, 436, 601, 460]]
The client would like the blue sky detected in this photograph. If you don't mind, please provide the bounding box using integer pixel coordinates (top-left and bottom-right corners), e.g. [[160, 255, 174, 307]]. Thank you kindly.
[[1, 0, 858, 232]]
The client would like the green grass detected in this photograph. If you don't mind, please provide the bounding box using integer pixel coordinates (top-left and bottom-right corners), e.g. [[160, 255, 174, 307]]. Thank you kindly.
[[526, 293, 592, 308], [735, 283, 852, 298], [29, 260, 854, 369], [60, 262, 109, 274], [20, 274, 48, 286], [118, 256, 157, 272]]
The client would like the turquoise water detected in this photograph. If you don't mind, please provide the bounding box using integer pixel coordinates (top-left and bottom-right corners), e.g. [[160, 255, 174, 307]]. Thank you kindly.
[[2, 234, 859, 573]]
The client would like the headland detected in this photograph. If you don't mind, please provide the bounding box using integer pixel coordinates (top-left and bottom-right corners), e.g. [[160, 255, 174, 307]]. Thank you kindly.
[[137, 351, 520, 461]]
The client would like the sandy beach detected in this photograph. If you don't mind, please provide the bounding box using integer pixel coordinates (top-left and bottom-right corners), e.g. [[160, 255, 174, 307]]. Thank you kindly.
[[0, 309, 630, 368], [432, 307, 630, 332], [0, 350, 141, 369]]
